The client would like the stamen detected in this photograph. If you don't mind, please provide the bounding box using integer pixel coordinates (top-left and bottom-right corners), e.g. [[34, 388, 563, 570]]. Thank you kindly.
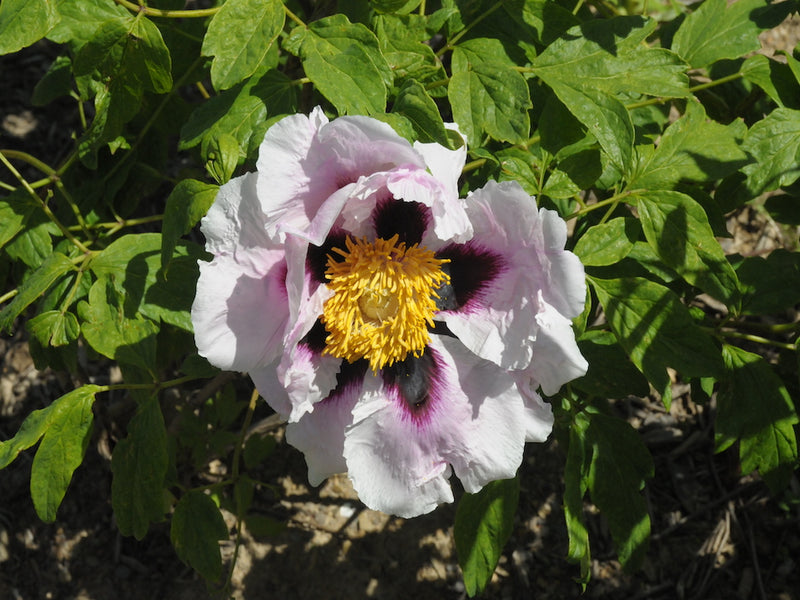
[[320, 235, 450, 372]]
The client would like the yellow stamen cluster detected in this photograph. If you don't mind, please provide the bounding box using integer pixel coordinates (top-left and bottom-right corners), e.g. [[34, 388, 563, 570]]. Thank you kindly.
[[321, 235, 450, 372]]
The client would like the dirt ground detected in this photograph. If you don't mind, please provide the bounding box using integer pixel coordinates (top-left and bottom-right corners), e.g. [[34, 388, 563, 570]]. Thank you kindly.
[[2, 13, 800, 600]]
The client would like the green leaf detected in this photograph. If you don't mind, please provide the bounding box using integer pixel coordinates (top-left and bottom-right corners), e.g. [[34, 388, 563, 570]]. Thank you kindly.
[[203, 133, 240, 185], [171, 490, 229, 580], [73, 16, 172, 95], [629, 100, 749, 189], [585, 410, 653, 570], [531, 16, 689, 99], [739, 107, 800, 197], [30, 386, 97, 522], [374, 16, 447, 93], [635, 190, 740, 306], [161, 180, 218, 270], [736, 249, 800, 315], [0, 252, 74, 333], [0, 385, 101, 471], [26, 310, 80, 347], [0, 0, 59, 55], [79, 278, 158, 372], [180, 69, 298, 160], [572, 330, 650, 399], [72, 15, 172, 165], [47, 0, 130, 48], [32, 55, 74, 105], [90, 233, 205, 331], [4, 210, 58, 268], [573, 218, 637, 267], [741, 54, 800, 110], [671, 0, 791, 69], [590, 277, 724, 408], [454, 477, 519, 597], [563, 414, 590, 586], [390, 80, 450, 146], [285, 14, 391, 115], [202, 0, 284, 91], [112, 396, 168, 539], [448, 38, 531, 145], [0, 189, 37, 250], [716, 345, 798, 492]]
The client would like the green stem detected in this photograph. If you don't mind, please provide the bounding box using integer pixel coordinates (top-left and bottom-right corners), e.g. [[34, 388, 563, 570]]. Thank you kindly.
[[437, 0, 504, 57], [0, 151, 91, 254], [0, 289, 18, 305], [565, 189, 642, 220], [232, 389, 259, 481], [67, 214, 164, 232], [283, 4, 306, 27], [625, 72, 746, 110], [114, 0, 221, 18], [572, 0, 585, 15], [0, 149, 55, 176], [462, 158, 487, 174], [704, 327, 797, 352], [101, 374, 202, 393]]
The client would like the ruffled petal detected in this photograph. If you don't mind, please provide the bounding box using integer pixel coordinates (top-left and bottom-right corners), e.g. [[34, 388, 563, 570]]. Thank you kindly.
[[192, 254, 288, 372], [250, 361, 292, 419], [528, 294, 588, 396], [278, 321, 341, 421], [256, 108, 335, 241], [439, 180, 585, 372], [285, 361, 368, 486], [342, 335, 529, 517], [513, 374, 555, 443], [200, 173, 275, 277]]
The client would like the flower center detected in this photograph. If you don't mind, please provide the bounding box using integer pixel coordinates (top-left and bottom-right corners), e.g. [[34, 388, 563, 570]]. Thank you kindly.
[[320, 235, 449, 372]]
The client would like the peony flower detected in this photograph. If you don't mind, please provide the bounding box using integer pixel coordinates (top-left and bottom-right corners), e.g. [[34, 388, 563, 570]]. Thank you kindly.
[[191, 108, 587, 517]]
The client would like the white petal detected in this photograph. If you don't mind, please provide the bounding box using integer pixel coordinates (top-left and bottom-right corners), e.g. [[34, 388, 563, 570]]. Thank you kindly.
[[528, 296, 588, 396], [513, 374, 555, 443], [286, 367, 365, 486], [413, 123, 467, 202], [342, 335, 529, 516], [191, 254, 288, 372], [200, 173, 275, 277], [250, 361, 292, 419]]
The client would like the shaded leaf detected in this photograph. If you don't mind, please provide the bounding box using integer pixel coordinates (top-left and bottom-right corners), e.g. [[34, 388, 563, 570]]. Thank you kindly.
[[716, 345, 799, 491], [161, 180, 219, 270], [0, 252, 74, 332], [629, 100, 749, 189], [636, 190, 740, 306], [585, 410, 653, 570], [171, 490, 229, 580], [112, 396, 168, 539], [180, 68, 298, 160], [590, 277, 724, 408], [455, 477, 519, 597], [391, 79, 450, 146], [90, 233, 205, 331], [736, 249, 800, 315]]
